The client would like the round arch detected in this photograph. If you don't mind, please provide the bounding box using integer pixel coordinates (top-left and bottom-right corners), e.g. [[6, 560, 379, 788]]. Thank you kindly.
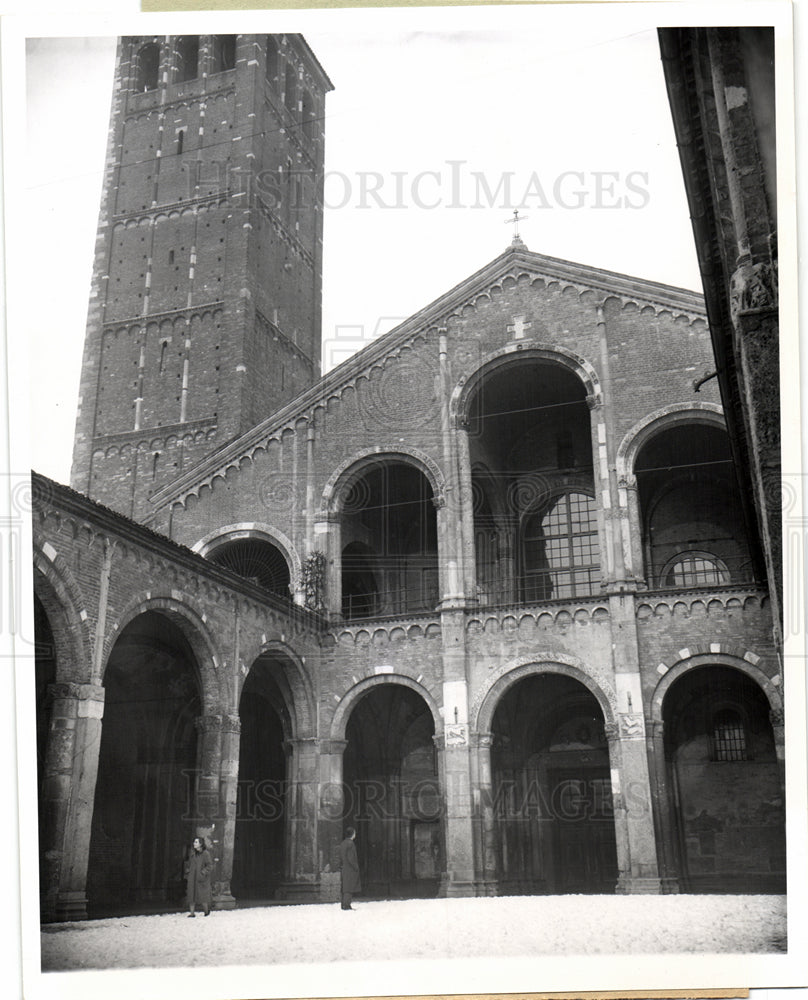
[[650, 652, 782, 724], [450, 343, 602, 428], [616, 402, 725, 480], [103, 594, 222, 714], [330, 674, 443, 742], [238, 639, 316, 737], [192, 522, 301, 590], [33, 550, 92, 683], [322, 447, 446, 514], [474, 657, 615, 735]]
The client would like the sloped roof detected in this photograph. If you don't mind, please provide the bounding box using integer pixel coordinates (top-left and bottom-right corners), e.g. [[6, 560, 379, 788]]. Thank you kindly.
[[148, 243, 705, 510]]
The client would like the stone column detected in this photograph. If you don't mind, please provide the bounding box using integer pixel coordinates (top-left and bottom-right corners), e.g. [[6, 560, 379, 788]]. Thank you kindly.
[[315, 513, 341, 621], [454, 424, 478, 603], [40, 682, 105, 922], [770, 707, 785, 796], [215, 714, 240, 909], [316, 739, 347, 902], [647, 719, 680, 892], [437, 610, 476, 896], [606, 716, 662, 894], [470, 731, 498, 894], [618, 474, 646, 586], [277, 737, 321, 901]]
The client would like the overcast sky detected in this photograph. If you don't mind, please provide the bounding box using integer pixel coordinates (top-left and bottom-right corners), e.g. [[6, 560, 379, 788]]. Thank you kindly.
[[23, 8, 705, 485]]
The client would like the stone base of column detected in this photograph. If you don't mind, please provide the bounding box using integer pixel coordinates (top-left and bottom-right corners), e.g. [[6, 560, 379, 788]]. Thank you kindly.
[[615, 875, 664, 895], [213, 889, 237, 910], [438, 876, 478, 898], [276, 879, 325, 904], [55, 891, 89, 922], [659, 876, 680, 894], [472, 878, 499, 897]]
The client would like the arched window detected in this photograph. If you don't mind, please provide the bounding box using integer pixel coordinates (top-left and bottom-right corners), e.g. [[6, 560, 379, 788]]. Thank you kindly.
[[174, 36, 199, 83], [712, 707, 748, 762], [266, 37, 279, 84], [212, 35, 236, 73], [284, 63, 297, 114], [661, 551, 730, 588], [207, 538, 291, 598], [521, 491, 599, 601], [135, 43, 160, 92]]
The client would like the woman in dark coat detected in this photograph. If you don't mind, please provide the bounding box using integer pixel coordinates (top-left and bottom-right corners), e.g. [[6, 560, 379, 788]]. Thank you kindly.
[[185, 836, 213, 917], [338, 826, 361, 910]]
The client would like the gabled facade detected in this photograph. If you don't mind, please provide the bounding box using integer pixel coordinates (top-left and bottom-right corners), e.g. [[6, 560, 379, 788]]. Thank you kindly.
[[34, 34, 785, 922]]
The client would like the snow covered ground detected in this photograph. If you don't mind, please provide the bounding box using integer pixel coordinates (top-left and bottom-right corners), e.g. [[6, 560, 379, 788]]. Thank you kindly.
[[40, 894, 786, 972]]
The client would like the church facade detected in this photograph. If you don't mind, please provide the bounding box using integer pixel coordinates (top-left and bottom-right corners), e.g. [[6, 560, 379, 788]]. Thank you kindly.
[[33, 34, 785, 922]]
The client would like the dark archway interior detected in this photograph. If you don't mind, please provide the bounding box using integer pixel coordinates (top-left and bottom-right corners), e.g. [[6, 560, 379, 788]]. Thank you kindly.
[[491, 673, 617, 894], [232, 656, 290, 899], [467, 361, 596, 605], [343, 685, 441, 898], [636, 424, 754, 587], [87, 611, 201, 916], [663, 665, 785, 892], [341, 462, 438, 620], [34, 595, 56, 917], [207, 537, 291, 599]]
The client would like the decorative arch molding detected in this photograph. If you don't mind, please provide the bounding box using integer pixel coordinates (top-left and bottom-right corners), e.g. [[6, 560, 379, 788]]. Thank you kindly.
[[192, 522, 302, 588], [450, 343, 602, 427], [616, 402, 725, 480], [103, 593, 222, 713], [33, 548, 93, 684], [321, 446, 447, 513], [329, 673, 443, 742], [238, 639, 316, 738], [650, 650, 782, 723], [473, 655, 616, 733]]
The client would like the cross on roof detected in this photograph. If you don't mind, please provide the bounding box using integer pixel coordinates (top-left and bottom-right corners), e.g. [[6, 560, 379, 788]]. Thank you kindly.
[[506, 209, 527, 243]]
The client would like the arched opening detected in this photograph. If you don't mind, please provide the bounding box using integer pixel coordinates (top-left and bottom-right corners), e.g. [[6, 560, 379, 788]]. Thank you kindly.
[[211, 35, 236, 73], [87, 611, 201, 916], [466, 359, 597, 606], [662, 665, 785, 892], [343, 685, 441, 899], [266, 36, 279, 84], [232, 654, 291, 900], [135, 42, 160, 92], [635, 424, 754, 587], [302, 88, 314, 139], [206, 537, 291, 600], [490, 673, 617, 894], [340, 461, 438, 620], [34, 595, 56, 915], [174, 36, 199, 83], [284, 62, 297, 114]]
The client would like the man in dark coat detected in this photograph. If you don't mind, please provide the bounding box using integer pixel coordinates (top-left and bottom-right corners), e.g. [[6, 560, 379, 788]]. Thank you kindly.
[[185, 836, 213, 916], [338, 826, 361, 910]]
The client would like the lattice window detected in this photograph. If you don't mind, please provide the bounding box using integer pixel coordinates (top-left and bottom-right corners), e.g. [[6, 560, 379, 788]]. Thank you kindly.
[[521, 491, 600, 601], [712, 708, 747, 761], [663, 552, 729, 588]]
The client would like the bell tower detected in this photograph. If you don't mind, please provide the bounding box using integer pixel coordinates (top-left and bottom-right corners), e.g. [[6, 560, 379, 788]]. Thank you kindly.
[[71, 34, 332, 520]]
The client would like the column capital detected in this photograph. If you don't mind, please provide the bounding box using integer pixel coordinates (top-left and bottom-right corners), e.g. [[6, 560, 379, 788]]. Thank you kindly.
[[195, 714, 224, 734], [318, 738, 348, 756], [48, 682, 105, 703], [220, 714, 241, 735], [469, 731, 495, 749]]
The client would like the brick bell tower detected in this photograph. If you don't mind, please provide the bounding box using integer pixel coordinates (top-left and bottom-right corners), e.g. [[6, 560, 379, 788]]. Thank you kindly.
[[71, 34, 332, 520]]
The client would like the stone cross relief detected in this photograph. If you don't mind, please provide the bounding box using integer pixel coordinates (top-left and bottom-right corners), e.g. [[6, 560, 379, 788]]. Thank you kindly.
[[507, 315, 532, 340]]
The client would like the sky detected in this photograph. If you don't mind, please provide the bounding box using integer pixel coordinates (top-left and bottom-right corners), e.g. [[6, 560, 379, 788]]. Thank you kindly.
[[23, 9, 703, 486]]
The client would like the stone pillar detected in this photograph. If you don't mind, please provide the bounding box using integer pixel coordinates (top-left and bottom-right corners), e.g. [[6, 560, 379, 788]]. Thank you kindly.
[[470, 731, 498, 894], [193, 714, 235, 909], [606, 716, 662, 894], [40, 682, 105, 922], [277, 737, 321, 901], [215, 714, 240, 909], [646, 719, 680, 892], [315, 513, 341, 621], [437, 610, 476, 896], [770, 707, 785, 796], [454, 425, 478, 603], [618, 474, 646, 586], [316, 739, 347, 902]]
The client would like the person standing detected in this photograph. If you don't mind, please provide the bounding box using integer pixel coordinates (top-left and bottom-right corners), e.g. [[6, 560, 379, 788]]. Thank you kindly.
[[185, 836, 213, 917], [338, 826, 361, 910]]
